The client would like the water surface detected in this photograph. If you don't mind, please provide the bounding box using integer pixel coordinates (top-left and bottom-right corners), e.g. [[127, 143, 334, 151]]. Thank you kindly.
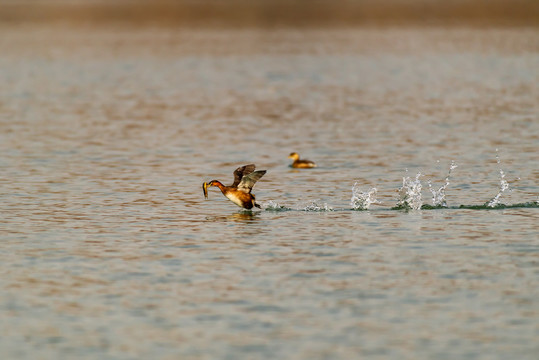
[[0, 25, 538, 359]]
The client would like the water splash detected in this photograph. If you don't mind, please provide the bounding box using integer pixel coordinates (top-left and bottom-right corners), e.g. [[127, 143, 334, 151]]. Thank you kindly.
[[351, 182, 379, 210], [396, 171, 423, 210], [300, 200, 334, 212], [264, 200, 291, 211], [486, 150, 511, 208], [427, 161, 457, 207]]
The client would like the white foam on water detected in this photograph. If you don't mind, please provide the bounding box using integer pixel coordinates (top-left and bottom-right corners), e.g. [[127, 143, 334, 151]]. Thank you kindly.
[[350, 182, 379, 210], [427, 160, 457, 207], [396, 171, 423, 210]]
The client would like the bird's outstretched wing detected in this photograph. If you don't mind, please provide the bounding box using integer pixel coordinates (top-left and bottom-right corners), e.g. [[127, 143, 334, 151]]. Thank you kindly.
[[232, 164, 256, 187], [238, 170, 266, 193]]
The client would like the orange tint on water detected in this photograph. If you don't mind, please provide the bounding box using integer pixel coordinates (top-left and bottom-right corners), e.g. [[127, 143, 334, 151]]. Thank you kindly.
[[0, 25, 538, 359]]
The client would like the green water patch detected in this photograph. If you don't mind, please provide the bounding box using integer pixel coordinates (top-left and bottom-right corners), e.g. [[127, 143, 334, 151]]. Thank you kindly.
[[456, 202, 539, 210], [322, 202, 539, 212], [390, 201, 539, 211]]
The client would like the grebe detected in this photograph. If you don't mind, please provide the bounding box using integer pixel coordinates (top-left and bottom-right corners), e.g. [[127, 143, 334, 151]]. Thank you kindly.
[[288, 152, 317, 168], [203, 164, 266, 209]]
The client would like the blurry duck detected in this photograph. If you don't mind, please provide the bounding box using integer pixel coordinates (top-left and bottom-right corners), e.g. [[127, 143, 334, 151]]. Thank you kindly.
[[288, 152, 317, 168], [203, 164, 266, 209]]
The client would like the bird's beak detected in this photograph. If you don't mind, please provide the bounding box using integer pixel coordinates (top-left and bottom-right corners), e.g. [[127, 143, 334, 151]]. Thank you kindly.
[[203, 182, 209, 199]]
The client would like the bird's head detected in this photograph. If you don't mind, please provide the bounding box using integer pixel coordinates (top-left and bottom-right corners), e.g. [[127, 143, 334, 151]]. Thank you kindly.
[[288, 152, 299, 160]]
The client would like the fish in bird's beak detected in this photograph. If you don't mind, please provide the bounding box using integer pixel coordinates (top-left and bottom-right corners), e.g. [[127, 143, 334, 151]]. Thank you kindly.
[[203, 182, 209, 199]]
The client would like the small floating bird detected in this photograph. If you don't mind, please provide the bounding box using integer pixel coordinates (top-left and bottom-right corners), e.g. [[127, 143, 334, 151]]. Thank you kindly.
[[203, 164, 266, 209], [288, 152, 317, 168]]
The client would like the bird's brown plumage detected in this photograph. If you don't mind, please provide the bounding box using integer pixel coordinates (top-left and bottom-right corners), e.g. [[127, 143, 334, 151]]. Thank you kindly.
[[203, 164, 266, 209], [288, 152, 317, 168]]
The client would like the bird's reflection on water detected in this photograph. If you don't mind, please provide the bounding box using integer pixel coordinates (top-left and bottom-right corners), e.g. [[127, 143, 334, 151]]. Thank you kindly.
[[205, 211, 261, 223]]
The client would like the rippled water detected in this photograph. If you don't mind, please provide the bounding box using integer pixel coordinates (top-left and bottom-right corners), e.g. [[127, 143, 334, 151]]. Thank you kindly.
[[1, 25, 538, 359]]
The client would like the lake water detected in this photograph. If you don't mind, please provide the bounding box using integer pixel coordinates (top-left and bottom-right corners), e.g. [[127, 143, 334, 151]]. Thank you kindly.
[[0, 25, 538, 359]]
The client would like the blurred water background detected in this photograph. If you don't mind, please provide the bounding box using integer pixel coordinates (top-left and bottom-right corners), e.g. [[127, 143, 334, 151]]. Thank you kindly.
[[0, 1, 538, 359]]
